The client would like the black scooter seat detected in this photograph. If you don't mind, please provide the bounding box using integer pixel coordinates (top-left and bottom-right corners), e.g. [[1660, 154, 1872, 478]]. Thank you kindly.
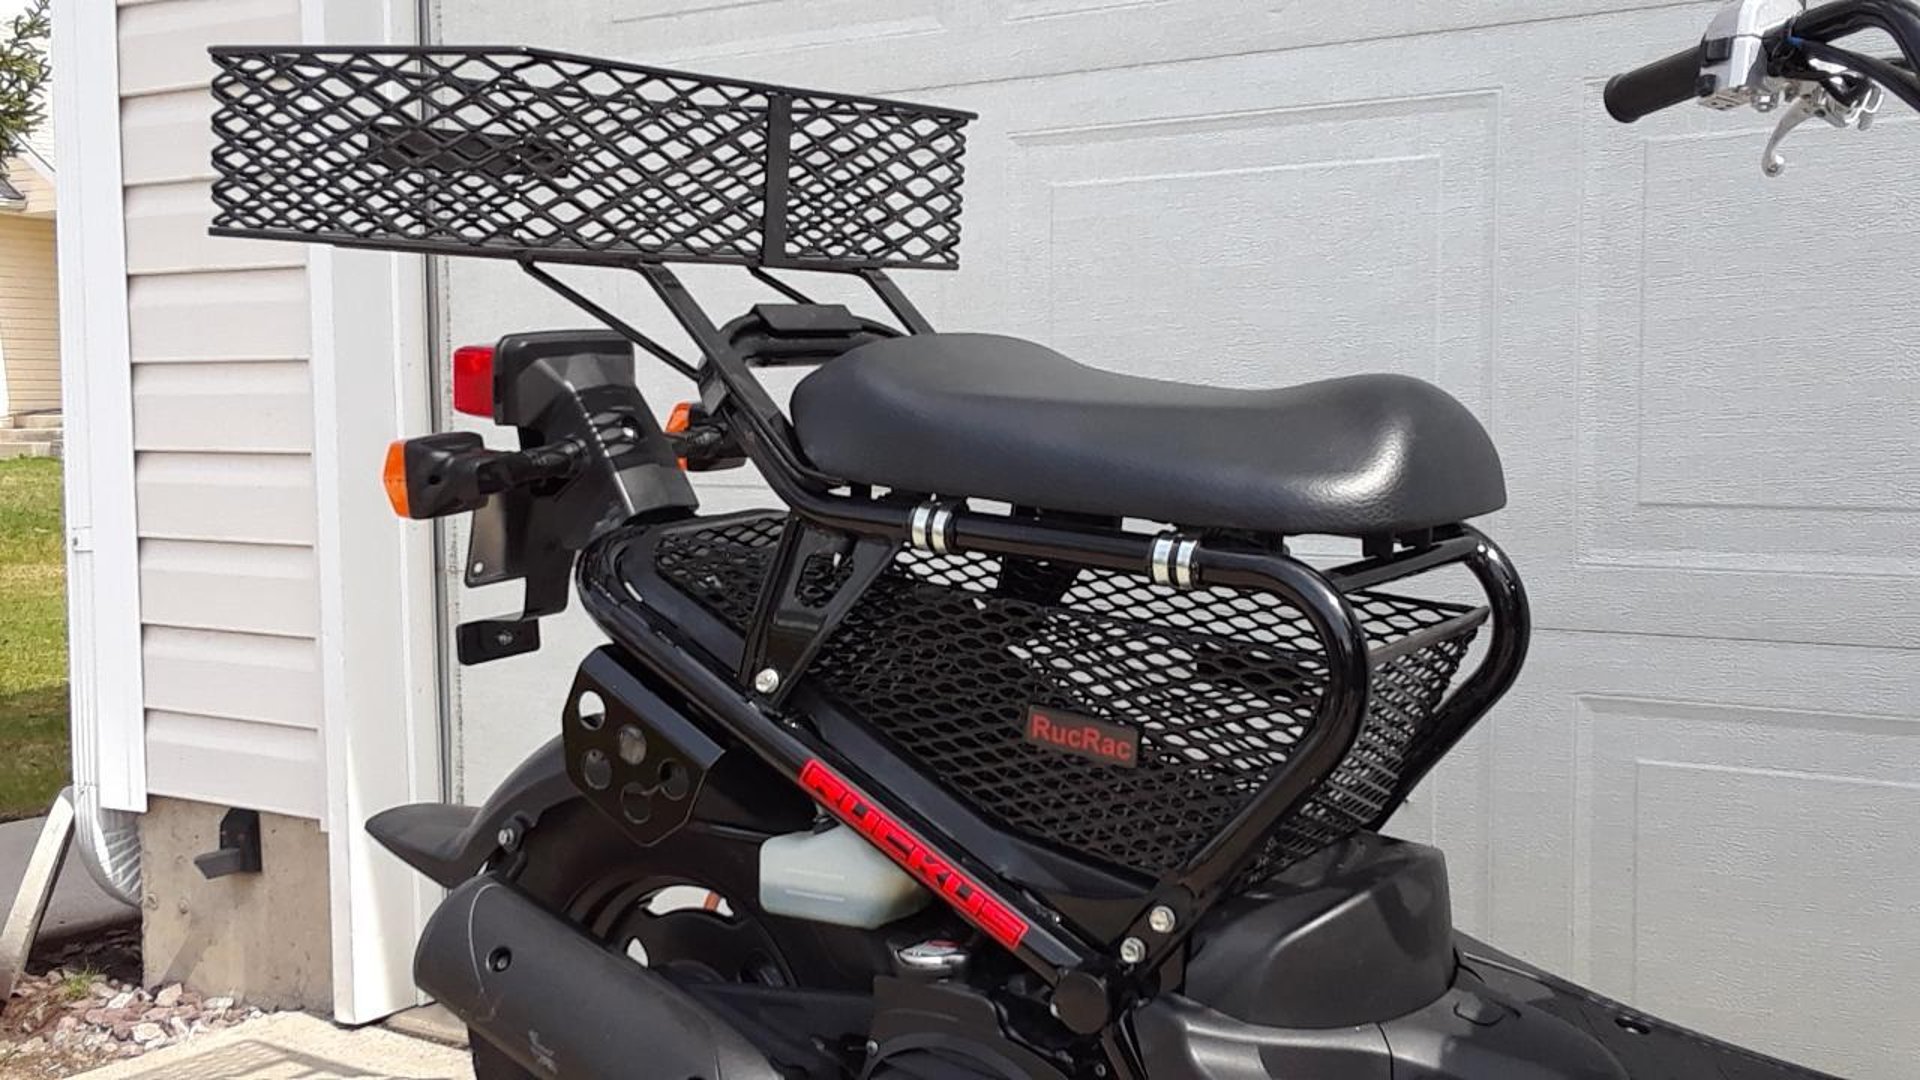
[[791, 333, 1507, 537]]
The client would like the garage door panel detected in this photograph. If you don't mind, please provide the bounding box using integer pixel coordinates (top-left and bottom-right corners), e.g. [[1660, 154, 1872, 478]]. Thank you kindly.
[[1562, 98, 1920, 646], [1004, 91, 1496, 404], [439, 1, 1706, 113], [1481, 627, 1919, 1077], [1587, 717, 1920, 1079], [607, 0, 943, 64], [1040, 157, 1441, 385], [1386, 729, 1497, 936]]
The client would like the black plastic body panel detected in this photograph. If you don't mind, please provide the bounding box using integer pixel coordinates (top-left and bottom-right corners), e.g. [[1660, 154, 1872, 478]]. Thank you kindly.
[[866, 978, 1071, 1079], [1138, 940, 1844, 1080], [1185, 833, 1455, 1028], [1133, 996, 1394, 1080], [1135, 976, 1629, 1080], [366, 736, 576, 888], [1456, 936, 1845, 1080], [1377, 973, 1629, 1080], [458, 329, 697, 663]]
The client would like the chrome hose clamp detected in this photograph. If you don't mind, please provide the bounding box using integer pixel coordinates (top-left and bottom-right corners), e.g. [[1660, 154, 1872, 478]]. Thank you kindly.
[[909, 501, 957, 555], [1149, 531, 1200, 589]]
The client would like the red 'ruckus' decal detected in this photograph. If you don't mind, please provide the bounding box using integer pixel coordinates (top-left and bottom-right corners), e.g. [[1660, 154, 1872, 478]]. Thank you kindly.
[[798, 759, 1030, 952]]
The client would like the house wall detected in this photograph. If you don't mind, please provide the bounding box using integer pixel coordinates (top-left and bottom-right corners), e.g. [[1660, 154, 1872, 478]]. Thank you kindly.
[[88, 0, 344, 1014], [0, 209, 59, 414], [80, 0, 442, 1023], [8, 153, 55, 216], [116, 0, 326, 821]]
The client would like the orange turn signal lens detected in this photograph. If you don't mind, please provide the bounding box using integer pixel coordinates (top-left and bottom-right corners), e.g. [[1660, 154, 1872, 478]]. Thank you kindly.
[[665, 401, 694, 469], [382, 440, 411, 518]]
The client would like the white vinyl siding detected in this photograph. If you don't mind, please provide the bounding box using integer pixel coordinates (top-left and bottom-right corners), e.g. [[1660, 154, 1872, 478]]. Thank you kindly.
[[118, 0, 324, 819]]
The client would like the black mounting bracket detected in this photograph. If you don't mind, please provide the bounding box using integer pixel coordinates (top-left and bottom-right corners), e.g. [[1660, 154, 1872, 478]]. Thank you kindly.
[[457, 329, 698, 665], [738, 517, 899, 707], [564, 649, 726, 847], [193, 808, 263, 880]]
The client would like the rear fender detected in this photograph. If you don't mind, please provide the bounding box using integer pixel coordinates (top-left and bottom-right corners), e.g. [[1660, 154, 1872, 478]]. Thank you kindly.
[[368, 649, 815, 887], [366, 737, 574, 888]]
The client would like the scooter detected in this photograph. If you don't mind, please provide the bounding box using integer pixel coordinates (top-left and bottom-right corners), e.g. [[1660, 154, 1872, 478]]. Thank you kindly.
[[206, 1, 1915, 1075]]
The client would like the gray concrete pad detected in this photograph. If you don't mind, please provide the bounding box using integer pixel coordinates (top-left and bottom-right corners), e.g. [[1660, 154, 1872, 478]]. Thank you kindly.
[[75, 1012, 474, 1079], [0, 815, 137, 944], [382, 1005, 467, 1049]]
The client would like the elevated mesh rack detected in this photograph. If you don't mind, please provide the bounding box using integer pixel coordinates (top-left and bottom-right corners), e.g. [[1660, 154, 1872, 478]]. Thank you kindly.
[[208, 47, 973, 270], [652, 515, 1485, 879]]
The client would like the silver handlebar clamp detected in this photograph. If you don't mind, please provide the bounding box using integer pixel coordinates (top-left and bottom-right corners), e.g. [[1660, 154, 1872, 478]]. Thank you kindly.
[[1699, 0, 1806, 110], [1694, 0, 1885, 175]]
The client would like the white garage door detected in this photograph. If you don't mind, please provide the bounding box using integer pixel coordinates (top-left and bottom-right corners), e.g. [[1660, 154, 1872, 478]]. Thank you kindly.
[[430, 3, 1920, 1075]]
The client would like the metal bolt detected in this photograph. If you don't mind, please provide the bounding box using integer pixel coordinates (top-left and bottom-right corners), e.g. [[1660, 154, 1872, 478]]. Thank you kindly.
[[1119, 937, 1147, 965], [496, 825, 518, 851], [752, 668, 781, 695], [864, 1040, 880, 1057], [1147, 905, 1177, 934]]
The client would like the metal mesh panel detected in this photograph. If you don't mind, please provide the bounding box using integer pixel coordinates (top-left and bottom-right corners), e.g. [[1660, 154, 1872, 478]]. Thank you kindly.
[[652, 517, 1481, 878], [208, 48, 971, 269]]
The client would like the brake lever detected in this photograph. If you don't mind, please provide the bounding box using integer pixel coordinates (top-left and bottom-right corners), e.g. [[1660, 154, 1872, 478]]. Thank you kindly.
[[1759, 79, 1884, 176]]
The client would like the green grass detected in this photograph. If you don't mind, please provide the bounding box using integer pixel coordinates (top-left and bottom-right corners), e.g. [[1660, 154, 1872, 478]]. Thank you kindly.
[[0, 458, 68, 821]]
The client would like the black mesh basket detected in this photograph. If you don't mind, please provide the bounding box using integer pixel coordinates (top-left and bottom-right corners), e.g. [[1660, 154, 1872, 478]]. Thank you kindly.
[[652, 515, 1486, 880], [207, 47, 973, 270]]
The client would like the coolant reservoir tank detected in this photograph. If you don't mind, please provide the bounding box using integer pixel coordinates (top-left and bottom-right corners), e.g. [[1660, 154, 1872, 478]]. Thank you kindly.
[[759, 825, 931, 929]]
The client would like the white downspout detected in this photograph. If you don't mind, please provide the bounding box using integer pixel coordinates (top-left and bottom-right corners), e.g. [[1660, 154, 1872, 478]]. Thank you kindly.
[[52, 0, 145, 905]]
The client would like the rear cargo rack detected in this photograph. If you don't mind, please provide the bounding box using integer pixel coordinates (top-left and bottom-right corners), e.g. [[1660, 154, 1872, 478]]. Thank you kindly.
[[644, 512, 1491, 881], [208, 47, 974, 270]]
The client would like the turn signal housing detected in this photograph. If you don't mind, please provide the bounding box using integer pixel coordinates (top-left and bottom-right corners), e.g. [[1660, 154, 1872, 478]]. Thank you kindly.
[[380, 433, 492, 520]]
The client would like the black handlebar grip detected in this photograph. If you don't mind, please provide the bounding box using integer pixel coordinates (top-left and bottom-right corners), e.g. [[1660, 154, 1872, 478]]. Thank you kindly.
[[1604, 45, 1705, 123]]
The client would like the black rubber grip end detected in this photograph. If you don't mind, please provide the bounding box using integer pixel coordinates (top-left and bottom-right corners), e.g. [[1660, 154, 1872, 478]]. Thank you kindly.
[[1605, 45, 1704, 123]]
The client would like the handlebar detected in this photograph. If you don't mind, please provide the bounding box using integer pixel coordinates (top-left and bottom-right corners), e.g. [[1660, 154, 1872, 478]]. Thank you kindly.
[[1604, 45, 1704, 122], [1605, 0, 1920, 123]]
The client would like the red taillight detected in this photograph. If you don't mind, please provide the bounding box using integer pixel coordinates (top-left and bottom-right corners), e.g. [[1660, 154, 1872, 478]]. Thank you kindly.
[[452, 345, 495, 418]]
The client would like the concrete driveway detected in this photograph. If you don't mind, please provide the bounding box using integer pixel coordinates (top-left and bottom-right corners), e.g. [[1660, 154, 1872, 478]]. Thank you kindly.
[[73, 1013, 472, 1080]]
